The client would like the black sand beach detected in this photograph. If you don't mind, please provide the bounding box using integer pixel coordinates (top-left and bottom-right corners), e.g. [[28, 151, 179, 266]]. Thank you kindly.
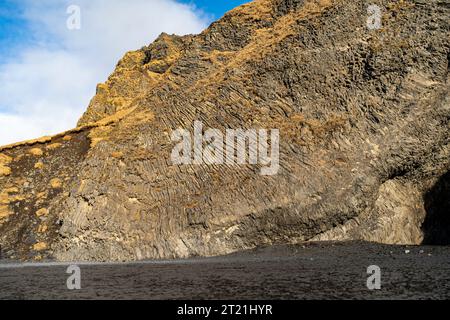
[[0, 242, 449, 300]]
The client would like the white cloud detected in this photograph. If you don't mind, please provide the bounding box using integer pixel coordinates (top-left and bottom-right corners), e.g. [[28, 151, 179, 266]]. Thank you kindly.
[[0, 0, 209, 146]]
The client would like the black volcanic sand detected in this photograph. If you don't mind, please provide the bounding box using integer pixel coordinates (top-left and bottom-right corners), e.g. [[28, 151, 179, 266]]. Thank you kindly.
[[0, 242, 449, 300]]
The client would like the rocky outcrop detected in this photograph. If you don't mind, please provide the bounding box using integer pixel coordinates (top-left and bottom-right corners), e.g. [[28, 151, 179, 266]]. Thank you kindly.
[[0, 0, 449, 262]]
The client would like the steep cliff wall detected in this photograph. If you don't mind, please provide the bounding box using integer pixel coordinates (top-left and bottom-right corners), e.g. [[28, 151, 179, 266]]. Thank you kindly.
[[0, 0, 449, 261]]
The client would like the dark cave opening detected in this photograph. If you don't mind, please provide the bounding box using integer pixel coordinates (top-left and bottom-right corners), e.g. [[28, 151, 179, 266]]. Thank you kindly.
[[422, 170, 450, 245]]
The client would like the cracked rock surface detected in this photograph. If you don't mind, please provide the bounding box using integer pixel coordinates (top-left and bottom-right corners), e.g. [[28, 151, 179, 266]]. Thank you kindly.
[[0, 0, 449, 262]]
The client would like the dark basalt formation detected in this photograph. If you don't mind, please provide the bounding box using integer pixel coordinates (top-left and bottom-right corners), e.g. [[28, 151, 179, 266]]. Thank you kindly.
[[0, 0, 449, 262]]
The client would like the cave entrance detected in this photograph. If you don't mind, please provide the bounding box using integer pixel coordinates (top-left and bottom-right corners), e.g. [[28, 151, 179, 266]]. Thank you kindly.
[[422, 170, 450, 245]]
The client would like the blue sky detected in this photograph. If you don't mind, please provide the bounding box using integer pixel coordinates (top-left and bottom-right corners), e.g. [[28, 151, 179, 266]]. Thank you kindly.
[[0, 0, 249, 58], [0, 1, 30, 58], [0, 0, 249, 145], [0, 0, 248, 60], [179, 0, 249, 18]]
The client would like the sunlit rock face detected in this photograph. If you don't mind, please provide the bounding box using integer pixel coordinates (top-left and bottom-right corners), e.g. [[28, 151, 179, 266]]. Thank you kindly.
[[0, 0, 449, 262]]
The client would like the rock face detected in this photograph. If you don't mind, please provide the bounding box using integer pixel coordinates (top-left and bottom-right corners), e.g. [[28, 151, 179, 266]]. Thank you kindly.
[[0, 0, 449, 262]]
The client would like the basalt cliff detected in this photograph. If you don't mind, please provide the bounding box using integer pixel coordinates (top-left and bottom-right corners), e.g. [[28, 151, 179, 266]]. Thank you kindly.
[[0, 0, 449, 262]]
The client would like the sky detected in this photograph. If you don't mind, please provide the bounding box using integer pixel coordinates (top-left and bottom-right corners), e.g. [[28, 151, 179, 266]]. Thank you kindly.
[[0, 0, 249, 146]]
